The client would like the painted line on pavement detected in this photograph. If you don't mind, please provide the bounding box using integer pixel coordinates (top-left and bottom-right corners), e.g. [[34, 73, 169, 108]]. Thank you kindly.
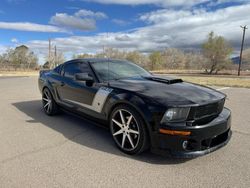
[[216, 87, 230, 91]]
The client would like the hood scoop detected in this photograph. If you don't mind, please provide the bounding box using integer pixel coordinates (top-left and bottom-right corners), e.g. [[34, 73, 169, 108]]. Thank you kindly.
[[143, 76, 183, 84]]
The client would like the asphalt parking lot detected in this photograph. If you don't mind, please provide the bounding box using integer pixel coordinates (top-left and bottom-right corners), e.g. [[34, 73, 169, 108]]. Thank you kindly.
[[0, 76, 249, 188]]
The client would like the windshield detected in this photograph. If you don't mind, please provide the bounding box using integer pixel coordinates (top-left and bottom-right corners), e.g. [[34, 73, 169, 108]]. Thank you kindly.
[[91, 60, 151, 82]]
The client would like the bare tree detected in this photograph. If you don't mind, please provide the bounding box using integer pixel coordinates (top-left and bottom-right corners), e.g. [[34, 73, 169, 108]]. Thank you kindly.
[[74, 53, 94, 59], [149, 51, 163, 70], [0, 45, 38, 70], [202, 32, 233, 74], [162, 48, 187, 69], [102, 48, 127, 59], [243, 48, 250, 64], [45, 50, 65, 68], [185, 51, 207, 70]]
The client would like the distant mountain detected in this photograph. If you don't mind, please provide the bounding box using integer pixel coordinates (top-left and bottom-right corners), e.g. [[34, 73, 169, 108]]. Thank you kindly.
[[231, 56, 240, 64]]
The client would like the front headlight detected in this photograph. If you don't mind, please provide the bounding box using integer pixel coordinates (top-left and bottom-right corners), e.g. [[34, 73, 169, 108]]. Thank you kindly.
[[161, 107, 190, 123]]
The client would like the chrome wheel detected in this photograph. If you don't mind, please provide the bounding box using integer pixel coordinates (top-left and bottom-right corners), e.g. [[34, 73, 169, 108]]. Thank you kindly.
[[42, 89, 52, 114], [111, 109, 140, 151]]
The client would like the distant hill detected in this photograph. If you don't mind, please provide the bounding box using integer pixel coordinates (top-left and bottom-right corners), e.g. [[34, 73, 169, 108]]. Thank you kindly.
[[231, 56, 250, 64], [231, 56, 240, 64]]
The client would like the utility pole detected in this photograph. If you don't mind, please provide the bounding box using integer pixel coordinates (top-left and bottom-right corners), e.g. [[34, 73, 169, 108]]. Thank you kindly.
[[238, 25, 248, 76]]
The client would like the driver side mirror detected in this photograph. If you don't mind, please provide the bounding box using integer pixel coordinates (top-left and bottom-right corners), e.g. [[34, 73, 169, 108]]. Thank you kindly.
[[75, 73, 94, 86]]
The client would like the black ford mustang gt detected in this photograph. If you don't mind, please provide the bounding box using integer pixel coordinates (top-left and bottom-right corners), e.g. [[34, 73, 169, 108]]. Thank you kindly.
[[39, 58, 231, 158]]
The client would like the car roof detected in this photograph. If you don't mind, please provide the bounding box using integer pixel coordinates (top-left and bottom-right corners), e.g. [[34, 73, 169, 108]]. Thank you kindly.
[[64, 58, 126, 65]]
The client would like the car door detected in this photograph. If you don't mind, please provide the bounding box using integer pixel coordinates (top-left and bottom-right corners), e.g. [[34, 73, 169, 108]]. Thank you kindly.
[[57, 61, 99, 111]]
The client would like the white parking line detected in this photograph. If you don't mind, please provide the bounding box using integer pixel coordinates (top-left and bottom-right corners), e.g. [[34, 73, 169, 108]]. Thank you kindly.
[[216, 87, 230, 91]]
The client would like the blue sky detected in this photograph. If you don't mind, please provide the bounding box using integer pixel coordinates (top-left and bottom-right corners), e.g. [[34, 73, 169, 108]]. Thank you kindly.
[[0, 0, 250, 63]]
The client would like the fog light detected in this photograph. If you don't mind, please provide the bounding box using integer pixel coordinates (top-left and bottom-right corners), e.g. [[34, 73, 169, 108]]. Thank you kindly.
[[182, 141, 188, 150]]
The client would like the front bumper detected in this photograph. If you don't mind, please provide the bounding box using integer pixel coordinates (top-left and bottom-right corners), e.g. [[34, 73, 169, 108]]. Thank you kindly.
[[150, 108, 232, 158]]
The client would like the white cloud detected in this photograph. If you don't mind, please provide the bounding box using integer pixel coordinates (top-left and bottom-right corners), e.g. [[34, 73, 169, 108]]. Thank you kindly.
[[6, 0, 26, 3], [216, 0, 250, 3], [138, 4, 250, 49], [81, 0, 208, 7], [50, 13, 96, 31], [81, 0, 250, 8], [112, 19, 130, 26], [0, 22, 68, 33], [66, 6, 80, 10], [11, 38, 18, 43], [0, 9, 107, 33], [50, 9, 107, 31], [18, 3, 250, 63], [139, 9, 193, 24], [0, 45, 7, 54], [75, 9, 108, 19]]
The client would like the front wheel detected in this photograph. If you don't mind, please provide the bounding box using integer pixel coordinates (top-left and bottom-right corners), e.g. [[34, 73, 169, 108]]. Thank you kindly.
[[42, 88, 59, 116], [110, 105, 149, 155]]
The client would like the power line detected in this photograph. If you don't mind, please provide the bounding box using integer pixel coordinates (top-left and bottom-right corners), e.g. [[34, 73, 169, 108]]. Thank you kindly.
[[238, 25, 248, 76]]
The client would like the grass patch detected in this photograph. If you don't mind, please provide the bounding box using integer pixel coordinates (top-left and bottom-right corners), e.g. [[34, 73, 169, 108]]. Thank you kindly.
[[151, 69, 250, 76], [179, 76, 250, 88], [1, 70, 250, 88], [0, 71, 39, 77]]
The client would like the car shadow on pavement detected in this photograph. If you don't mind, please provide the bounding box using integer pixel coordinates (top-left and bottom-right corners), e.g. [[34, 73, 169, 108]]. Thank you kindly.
[[13, 100, 191, 165]]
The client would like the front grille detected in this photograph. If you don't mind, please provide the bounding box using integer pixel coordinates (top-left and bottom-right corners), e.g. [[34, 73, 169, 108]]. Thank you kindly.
[[188, 99, 225, 125], [195, 99, 224, 119]]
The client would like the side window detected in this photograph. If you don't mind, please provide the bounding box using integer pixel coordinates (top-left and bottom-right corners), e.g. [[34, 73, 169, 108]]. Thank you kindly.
[[79, 63, 93, 76], [64, 63, 82, 79], [63, 62, 93, 79]]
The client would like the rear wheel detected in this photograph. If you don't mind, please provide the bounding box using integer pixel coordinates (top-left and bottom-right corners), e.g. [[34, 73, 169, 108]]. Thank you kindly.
[[110, 105, 149, 155], [42, 88, 59, 116]]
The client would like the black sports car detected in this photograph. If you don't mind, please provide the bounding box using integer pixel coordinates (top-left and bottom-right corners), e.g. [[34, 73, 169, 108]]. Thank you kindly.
[[39, 58, 231, 158]]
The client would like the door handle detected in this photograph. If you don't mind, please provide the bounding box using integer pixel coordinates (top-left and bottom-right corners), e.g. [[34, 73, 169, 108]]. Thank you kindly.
[[60, 82, 65, 86]]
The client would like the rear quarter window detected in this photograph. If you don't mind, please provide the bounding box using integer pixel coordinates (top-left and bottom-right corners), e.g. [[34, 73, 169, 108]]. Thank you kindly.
[[53, 65, 62, 74]]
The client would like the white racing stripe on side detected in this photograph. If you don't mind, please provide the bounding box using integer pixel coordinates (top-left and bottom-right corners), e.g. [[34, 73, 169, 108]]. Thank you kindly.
[[216, 87, 230, 91], [63, 87, 113, 113], [92, 87, 113, 113]]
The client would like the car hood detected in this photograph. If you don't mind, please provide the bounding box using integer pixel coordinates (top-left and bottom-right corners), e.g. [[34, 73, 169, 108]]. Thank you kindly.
[[109, 76, 225, 107]]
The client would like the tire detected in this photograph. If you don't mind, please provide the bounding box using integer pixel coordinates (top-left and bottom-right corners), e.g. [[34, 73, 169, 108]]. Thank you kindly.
[[110, 105, 149, 155], [42, 88, 59, 116]]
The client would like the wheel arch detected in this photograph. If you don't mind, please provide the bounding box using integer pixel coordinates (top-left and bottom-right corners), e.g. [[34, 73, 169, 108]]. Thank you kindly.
[[105, 93, 155, 143], [42, 80, 57, 100], [107, 101, 149, 125]]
